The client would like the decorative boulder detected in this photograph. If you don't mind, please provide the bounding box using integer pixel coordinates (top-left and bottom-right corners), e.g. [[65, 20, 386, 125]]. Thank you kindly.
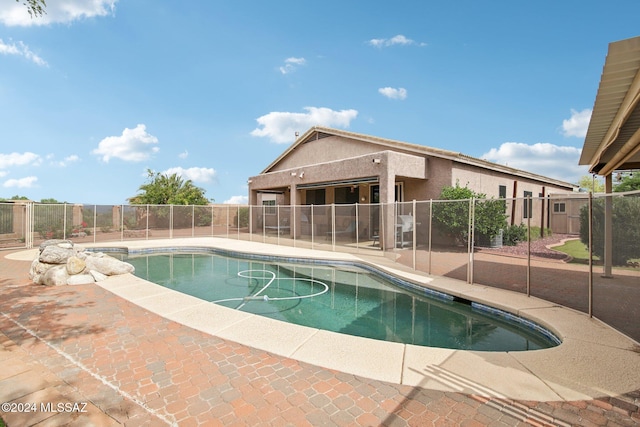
[[84, 255, 134, 276], [41, 265, 70, 286], [40, 245, 75, 264], [66, 256, 86, 275], [29, 239, 134, 286]]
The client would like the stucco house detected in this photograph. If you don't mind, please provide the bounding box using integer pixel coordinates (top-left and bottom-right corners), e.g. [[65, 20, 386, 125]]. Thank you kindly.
[[247, 127, 577, 248]]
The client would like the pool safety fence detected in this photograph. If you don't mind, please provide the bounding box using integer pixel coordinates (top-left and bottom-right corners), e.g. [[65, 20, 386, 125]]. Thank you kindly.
[[1, 191, 638, 343]]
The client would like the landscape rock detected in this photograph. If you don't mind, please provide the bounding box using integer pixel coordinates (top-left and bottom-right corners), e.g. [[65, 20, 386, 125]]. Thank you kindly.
[[84, 256, 134, 276], [41, 265, 70, 286], [66, 256, 86, 275], [89, 270, 108, 282], [29, 239, 134, 286], [40, 245, 75, 264], [39, 239, 72, 251]]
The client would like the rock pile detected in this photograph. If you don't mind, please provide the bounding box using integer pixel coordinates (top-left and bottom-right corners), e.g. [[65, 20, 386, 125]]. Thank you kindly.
[[29, 239, 135, 286]]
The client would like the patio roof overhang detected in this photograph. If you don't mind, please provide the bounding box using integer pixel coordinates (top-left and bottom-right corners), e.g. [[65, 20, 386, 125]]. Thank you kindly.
[[580, 36, 640, 176]]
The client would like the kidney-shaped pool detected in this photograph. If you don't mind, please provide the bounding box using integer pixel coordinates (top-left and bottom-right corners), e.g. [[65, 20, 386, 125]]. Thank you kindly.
[[122, 250, 560, 351]]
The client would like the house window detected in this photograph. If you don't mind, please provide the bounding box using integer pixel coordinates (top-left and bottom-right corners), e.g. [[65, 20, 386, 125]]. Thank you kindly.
[[499, 185, 507, 199], [335, 186, 359, 204], [523, 191, 533, 219], [261, 194, 276, 215], [553, 202, 566, 213], [305, 189, 325, 205]]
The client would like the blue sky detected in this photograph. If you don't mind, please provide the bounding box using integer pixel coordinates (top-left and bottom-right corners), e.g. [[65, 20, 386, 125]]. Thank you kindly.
[[1, 1, 638, 205]]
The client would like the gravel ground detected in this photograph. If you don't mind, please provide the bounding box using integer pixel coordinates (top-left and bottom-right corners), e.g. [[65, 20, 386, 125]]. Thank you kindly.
[[477, 233, 576, 261]]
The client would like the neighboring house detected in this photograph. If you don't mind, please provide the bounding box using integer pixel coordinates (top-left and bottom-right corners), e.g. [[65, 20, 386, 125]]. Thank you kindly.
[[247, 127, 578, 245]]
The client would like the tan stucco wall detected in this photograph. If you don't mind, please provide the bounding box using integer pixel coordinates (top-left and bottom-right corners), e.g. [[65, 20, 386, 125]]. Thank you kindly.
[[270, 135, 385, 172]]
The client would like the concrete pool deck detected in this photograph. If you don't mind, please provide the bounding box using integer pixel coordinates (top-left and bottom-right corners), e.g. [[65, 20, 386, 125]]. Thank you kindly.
[[2, 237, 639, 426]]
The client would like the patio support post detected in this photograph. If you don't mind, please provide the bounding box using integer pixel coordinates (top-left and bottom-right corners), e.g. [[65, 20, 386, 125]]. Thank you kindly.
[[379, 170, 396, 250]]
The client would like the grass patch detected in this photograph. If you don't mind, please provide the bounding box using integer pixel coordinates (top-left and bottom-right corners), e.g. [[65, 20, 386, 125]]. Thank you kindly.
[[552, 239, 598, 264], [1, 416, 5, 427]]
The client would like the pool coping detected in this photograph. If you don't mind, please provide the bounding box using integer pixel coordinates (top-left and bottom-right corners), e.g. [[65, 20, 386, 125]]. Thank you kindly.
[[11, 237, 640, 402]]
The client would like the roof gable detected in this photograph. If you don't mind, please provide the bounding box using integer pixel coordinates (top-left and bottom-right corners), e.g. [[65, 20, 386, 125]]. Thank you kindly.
[[260, 126, 577, 189]]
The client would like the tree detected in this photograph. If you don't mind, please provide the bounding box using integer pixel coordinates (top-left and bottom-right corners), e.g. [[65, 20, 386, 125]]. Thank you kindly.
[[614, 173, 640, 192], [128, 169, 211, 205], [16, 0, 46, 18], [578, 175, 604, 193]]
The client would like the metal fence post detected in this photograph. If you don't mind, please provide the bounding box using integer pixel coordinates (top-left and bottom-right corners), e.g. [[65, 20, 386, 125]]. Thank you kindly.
[[527, 196, 531, 297], [312, 205, 316, 249], [120, 205, 124, 241], [331, 203, 336, 251], [412, 199, 416, 270], [467, 198, 474, 284], [249, 204, 253, 242], [588, 192, 593, 317], [428, 200, 432, 275], [93, 204, 97, 244], [355, 203, 359, 251]]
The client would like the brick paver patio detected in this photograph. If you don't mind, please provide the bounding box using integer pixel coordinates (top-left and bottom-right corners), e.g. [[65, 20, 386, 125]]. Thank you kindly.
[[1, 250, 639, 426]]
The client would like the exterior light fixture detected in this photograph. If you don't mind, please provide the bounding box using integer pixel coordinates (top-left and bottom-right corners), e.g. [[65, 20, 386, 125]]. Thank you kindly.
[[373, 158, 381, 164]]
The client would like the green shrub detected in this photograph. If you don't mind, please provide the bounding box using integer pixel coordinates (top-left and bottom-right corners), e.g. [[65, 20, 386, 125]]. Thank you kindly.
[[579, 196, 640, 266], [503, 223, 527, 246], [433, 182, 507, 244]]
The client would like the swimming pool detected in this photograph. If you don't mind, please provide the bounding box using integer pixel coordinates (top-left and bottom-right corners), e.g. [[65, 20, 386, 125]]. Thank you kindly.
[[124, 250, 560, 351]]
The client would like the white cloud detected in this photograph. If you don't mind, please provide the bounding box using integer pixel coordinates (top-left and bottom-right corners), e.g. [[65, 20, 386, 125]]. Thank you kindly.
[[3, 176, 38, 188], [482, 142, 588, 184], [223, 195, 248, 205], [279, 57, 306, 75], [47, 154, 80, 167], [92, 124, 159, 162], [561, 109, 591, 138], [368, 34, 425, 48], [378, 87, 407, 100], [0, 152, 42, 168], [0, 0, 117, 27], [251, 107, 358, 144], [0, 39, 48, 66], [162, 167, 216, 183], [178, 150, 189, 159]]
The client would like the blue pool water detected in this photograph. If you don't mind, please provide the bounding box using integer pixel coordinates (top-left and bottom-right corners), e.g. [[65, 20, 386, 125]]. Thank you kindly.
[[124, 251, 560, 351]]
